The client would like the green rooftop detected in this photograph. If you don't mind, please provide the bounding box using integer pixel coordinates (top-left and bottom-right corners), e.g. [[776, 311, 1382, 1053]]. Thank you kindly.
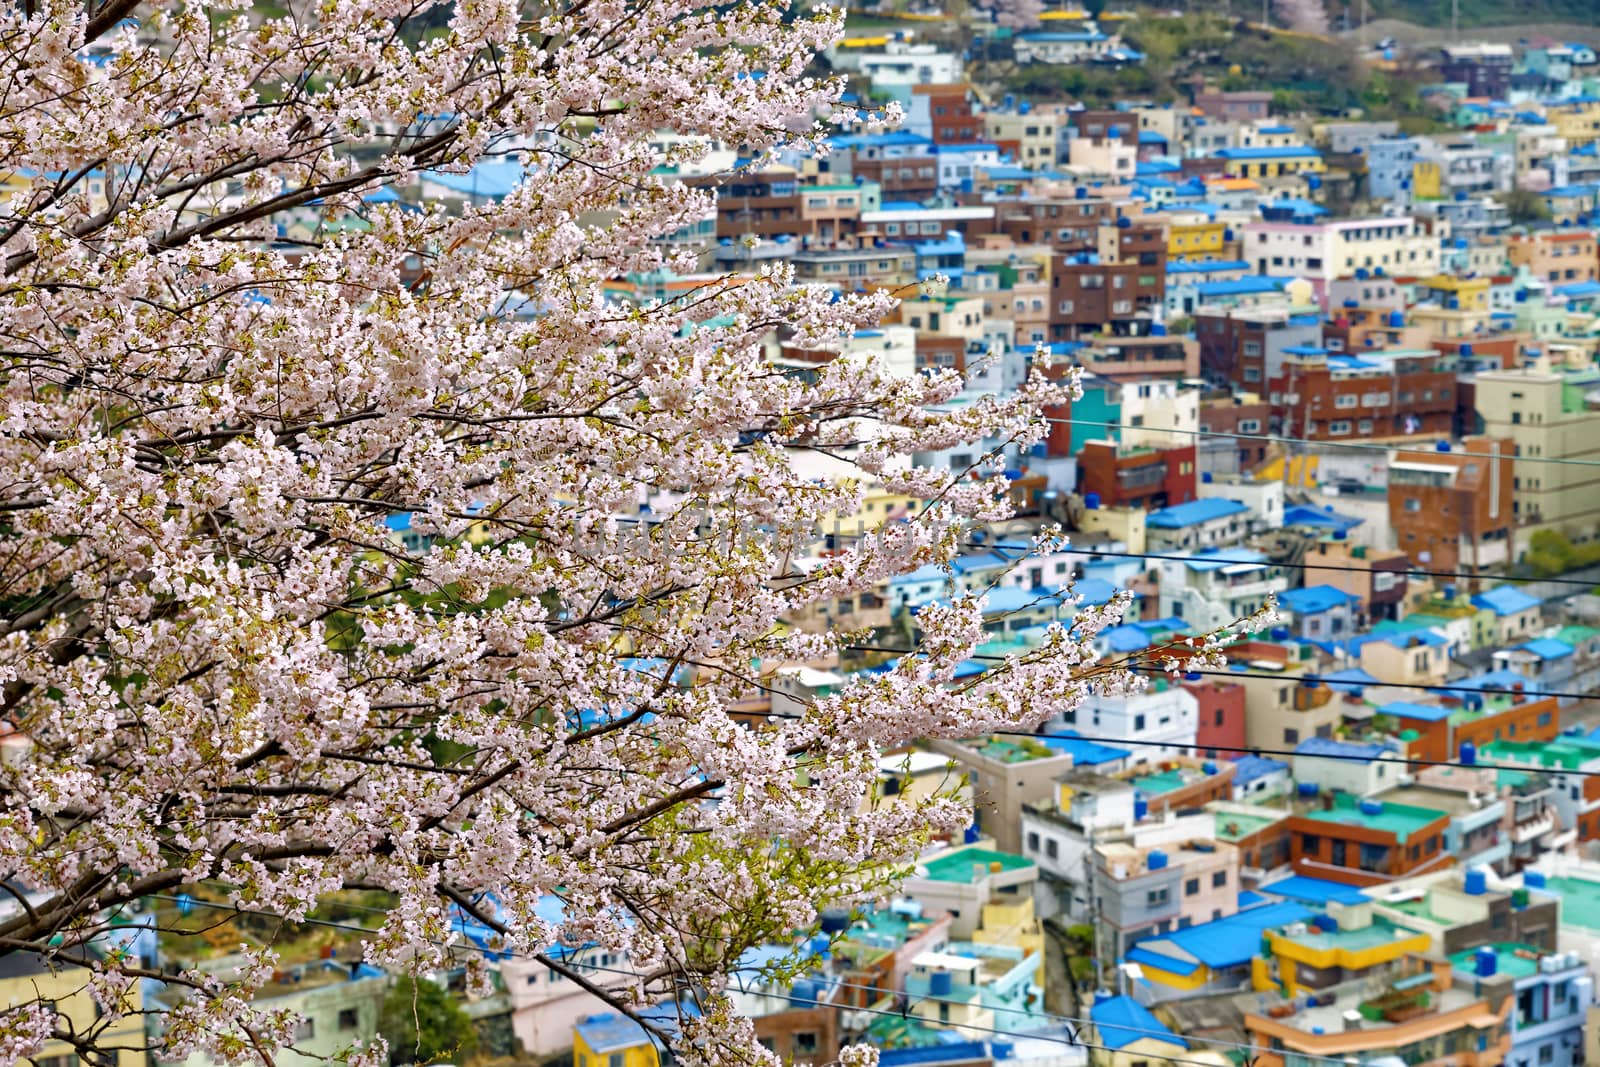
[[1282, 917, 1427, 953], [1385, 897, 1453, 926], [1448, 943, 1542, 979], [918, 847, 1034, 884], [1216, 811, 1278, 842], [1555, 625, 1600, 647], [1480, 738, 1600, 771], [973, 737, 1061, 764], [1298, 793, 1447, 842], [1538, 876, 1600, 932], [1132, 770, 1189, 795]]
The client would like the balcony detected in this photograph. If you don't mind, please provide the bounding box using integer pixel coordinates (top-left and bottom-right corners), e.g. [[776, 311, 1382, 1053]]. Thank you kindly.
[[1511, 812, 1555, 844]]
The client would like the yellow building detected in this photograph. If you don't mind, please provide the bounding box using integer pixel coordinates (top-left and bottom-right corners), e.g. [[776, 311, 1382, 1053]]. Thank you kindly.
[[1552, 100, 1600, 149], [1165, 214, 1228, 262], [1411, 160, 1442, 200], [574, 1009, 679, 1067], [1216, 146, 1326, 180], [1, 955, 147, 1067], [1260, 901, 1432, 997]]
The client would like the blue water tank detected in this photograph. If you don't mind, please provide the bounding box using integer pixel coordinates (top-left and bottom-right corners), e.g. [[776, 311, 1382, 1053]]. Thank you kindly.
[[1301, 677, 1321, 689], [1344, 299, 1359, 308], [929, 971, 954, 996], [1475, 946, 1497, 976], [811, 935, 831, 958], [1184, 671, 1202, 682], [1203, 761, 1217, 775], [1356, 267, 1370, 279], [1444, 583, 1456, 600], [963, 821, 981, 844], [1333, 530, 1347, 541], [1312, 914, 1339, 932], [1152, 322, 1168, 337], [1388, 310, 1405, 328], [1148, 850, 1169, 870], [1085, 492, 1101, 510], [1525, 871, 1547, 888], [1134, 797, 1149, 820], [1436, 440, 1451, 452], [1461, 343, 1474, 356], [1202, 471, 1214, 483], [1117, 215, 1132, 229], [1076, 186, 1088, 199], [820, 908, 851, 934], [1460, 742, 1477, 766], [1359, 799, 1384, 816], [1298, 781, 1319, 797], [1270, 626, 1290, 641], [1465, 869, 1488, 896], [792, 979, 819, 1004]]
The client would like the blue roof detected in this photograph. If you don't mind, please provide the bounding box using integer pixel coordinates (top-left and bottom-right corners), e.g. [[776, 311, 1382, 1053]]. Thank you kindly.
[[1238, 890, 1267, 909], [422, 159, 523, 199], [1101, 623, 1152, 653], [1231, 754, 1288, 785], [1195, 277, 1291, 297], [1380, 700, 1453, 723], [1178, 547, 1269, 572], [1136, 160, 1181, 175], [1458, 667, 1542, 693], [1167, 259, 1251, 275], [1037, 733, 1131, 766], [1216, 145, 1321, 160], [575, 1003, 699, 1055], [1022, 30, 1109, 42], [936, 143, 1000, 155], [1379, 628, 1450, 650], [1146, 498, 1249, 529], [1127, 901, 1312, 974], [1294, 736, 1394, 760], [1322, 667, 1379, 693], [1282, 504, 1364, 532], [1278, 584, 1357, 615], [1138, 130, 1168, 144], [1090, 996, 1185, 1050], [827, 131, 934, 150], [1519, 637, 1574, 660], [1554, 280, 1600, 298], [1471, 585, 1541, 616], [1258, 875, 1371, 906]]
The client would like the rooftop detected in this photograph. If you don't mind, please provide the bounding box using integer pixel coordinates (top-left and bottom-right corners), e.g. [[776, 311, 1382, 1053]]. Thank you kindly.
[[1534, 876, 1600, 932], [1146, 498, 1250, 529], [1447, 942, 1545, 980], [1215, 810, 1279, 842], [916, 847, 1035, 884], [1296, 793, 1447, 842]]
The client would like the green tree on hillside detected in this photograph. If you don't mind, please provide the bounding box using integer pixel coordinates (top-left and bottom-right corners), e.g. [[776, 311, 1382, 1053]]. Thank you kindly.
[[381, 977, 480, 1066]]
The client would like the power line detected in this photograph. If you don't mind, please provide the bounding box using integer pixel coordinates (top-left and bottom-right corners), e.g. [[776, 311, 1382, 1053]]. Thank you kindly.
[[1039, 416, 1600, 471], [139, 894, 1311, 1067]]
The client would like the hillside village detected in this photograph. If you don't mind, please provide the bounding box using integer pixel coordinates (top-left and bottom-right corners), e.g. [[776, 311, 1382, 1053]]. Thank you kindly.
[[16, 7, 1600, 1067]]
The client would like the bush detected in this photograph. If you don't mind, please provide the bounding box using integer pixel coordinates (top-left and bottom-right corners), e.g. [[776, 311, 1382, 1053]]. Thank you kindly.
[[381, 977, 479, 1066]]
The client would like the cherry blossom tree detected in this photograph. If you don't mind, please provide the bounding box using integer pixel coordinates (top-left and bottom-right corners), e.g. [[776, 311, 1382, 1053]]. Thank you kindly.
[[0, 2, 1261, 1066]]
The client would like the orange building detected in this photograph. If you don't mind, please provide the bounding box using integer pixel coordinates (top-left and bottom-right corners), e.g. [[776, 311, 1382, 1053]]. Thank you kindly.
[[1288, 791, 1452, 887], [1381, 690, 1560, 766], [1507, 229, 1598, 286]]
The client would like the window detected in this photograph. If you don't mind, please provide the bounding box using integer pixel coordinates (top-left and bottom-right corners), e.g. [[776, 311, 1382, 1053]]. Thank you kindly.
[[1027, 831, 1040, 852], [1186, 877, 1200, 896], [1146, 888, 1170, 907], [1284, 727, 1299, 743], [1302, 834, 1320, 855], [1134, 714, 1147, 731], [1239, 419, 1261, 433], [338, 1009, 360, 1031], [1046, 839, 1059, 859], [610, 1055, 625, 1067], [1329, 420, 1352, 435], [36, 1057, 78, 1067], [1213, 870, 1227, 888], [1540, 712, 1552, 727], [1335, 394, 1358, 408], [796, 1033, 819, 1056], [294, 1019, 316, 1042]]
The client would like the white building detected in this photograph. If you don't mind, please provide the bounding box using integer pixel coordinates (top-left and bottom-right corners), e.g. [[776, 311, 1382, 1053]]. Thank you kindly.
[[1155, 548, 1289, 632], [1048, 683, 1198, 768]]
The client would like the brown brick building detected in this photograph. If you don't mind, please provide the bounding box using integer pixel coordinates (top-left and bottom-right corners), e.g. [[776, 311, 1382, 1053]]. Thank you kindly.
[[1388, 436, 1515, 577]]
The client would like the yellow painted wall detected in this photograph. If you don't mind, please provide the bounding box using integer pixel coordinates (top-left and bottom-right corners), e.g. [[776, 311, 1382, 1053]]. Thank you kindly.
[[0, 963, 146, 1067], [574, 1031, 659, 1067], [1412, 161, 1442, 200]]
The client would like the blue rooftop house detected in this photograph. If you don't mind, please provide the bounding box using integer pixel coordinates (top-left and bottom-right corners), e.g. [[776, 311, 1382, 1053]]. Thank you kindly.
[[1087, 993, 1189, 1054], [1366, 138, 1419, 203], [1276, 585, 1359, 642], [1230, 755, 1290, 801], [1471, 585, 1544, 645], [911, 230, 965, 285], [1144, 498, 1251, 551]]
